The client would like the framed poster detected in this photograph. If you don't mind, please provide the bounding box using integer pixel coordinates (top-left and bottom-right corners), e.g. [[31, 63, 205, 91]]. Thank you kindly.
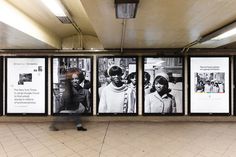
[[97, 56, 138, 115], [0, 57, 3, 116], [51, 57, 93, 116], [189, 56, 230, 115], [143, 57, 184, 115], [5, 57, 47, 115]]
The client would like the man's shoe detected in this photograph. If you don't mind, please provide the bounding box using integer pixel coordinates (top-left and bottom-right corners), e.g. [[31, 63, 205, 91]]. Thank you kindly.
[[49, 126, 59, 131], [77, 126, 87, 131]]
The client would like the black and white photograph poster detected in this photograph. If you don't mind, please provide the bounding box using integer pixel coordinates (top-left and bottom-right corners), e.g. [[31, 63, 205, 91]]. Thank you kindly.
[[190, 57, 230, 114], [97, 57, 137, 115], [6, 58, 47, 114], [143, 57, 184, 115], [52, 57, 92, 115]]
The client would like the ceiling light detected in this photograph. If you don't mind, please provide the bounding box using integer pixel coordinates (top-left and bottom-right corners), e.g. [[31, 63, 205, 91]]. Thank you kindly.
[[41, 0, 72, 24], [211, 27, 236, 40], [199, 21, 236, 43], [115, 0, 139, 19], [41, 0, 66, 16]]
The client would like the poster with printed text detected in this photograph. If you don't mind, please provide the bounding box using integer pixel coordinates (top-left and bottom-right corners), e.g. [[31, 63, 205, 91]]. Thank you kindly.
[[190, 57, 230, 114], [6, 58, 47, 115]]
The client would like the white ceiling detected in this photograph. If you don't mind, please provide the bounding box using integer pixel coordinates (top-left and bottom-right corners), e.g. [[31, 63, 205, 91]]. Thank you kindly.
[[1, 0, 236, 50], [0, 22, 54, 49]]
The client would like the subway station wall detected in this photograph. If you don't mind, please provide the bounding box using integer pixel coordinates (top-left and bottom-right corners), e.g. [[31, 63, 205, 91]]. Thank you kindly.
[[0, 54, 235, 116]]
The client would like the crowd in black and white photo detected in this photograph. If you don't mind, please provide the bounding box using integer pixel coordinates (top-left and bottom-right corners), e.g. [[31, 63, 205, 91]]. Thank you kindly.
[[195, 72, 225, 93]]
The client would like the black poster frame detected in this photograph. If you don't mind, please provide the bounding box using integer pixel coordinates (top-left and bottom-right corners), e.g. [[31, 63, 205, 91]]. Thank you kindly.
[[188, 56, 231, 116], [0, 57, 3, 116], [96, 56, 138, 116], [51, 56, 93, 116], [5, 56, 48, 116], [234, 56, 236, 116], [142, 56, 185, 116]]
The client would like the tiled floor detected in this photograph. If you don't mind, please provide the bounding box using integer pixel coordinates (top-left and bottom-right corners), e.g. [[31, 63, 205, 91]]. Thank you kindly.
[[0, 121, 236, 157]]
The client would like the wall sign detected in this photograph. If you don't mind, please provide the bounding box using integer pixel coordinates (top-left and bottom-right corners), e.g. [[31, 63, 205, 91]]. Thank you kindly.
[[6, 57, 47, 115], [189, 57, 230, 115]]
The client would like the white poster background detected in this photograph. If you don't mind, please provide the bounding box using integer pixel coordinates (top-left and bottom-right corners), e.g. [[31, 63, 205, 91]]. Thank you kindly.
[[7, 58, 45, 113], [190, 57, 229, 113]]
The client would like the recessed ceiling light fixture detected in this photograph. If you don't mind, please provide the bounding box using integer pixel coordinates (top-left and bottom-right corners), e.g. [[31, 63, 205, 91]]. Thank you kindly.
[[41, 0, 72, 23], [115, 0, 139, 19]]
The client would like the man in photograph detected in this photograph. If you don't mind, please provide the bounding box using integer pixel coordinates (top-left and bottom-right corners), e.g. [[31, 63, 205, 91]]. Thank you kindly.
[[79, 70, 91, 90], [99, 65, 136, 113], [195, 80, 204, 92]]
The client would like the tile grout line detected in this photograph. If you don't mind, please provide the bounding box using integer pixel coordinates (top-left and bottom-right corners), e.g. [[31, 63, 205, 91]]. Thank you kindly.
[[21, 123, 55, 156], [23, 123, 82, 157], [0, 137, 8, 157], [99, 121, 110, 157], [220, 138, 236, 157], [6, 123, 33, 157], [0, 125, 9, 156]]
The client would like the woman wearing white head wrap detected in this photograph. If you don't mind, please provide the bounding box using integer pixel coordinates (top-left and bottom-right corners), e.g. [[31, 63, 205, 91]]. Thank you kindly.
[[99, 65, 136, 113]]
